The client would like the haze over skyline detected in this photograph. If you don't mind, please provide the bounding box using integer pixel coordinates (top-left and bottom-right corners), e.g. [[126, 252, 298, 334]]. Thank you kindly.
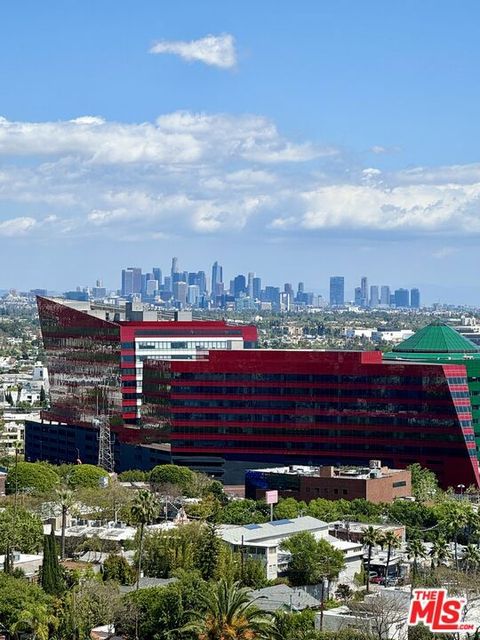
[[2, 1, 480, 304]]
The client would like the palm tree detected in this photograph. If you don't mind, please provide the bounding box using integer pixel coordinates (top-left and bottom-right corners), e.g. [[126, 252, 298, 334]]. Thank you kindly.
[[379, 530, 401, 584], [55, 488, 75, 560], [443, 509, 469, 570], [462, 544, 480, 576], [361, 526, 382, 593], [429, 536, 451, 570], [406, 538, 427, 593], [181, 579, 271, 640], [130, 489, 159, 590], [10, 603, 57, 640]]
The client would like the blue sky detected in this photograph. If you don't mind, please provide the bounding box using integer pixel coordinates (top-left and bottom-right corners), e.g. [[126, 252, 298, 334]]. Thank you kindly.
[[2, 1, 480, 303]]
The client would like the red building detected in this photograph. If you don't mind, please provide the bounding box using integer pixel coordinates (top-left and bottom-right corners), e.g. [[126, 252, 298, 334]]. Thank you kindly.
[[35, 295, 257, 430], [143, 349, 480, 488]]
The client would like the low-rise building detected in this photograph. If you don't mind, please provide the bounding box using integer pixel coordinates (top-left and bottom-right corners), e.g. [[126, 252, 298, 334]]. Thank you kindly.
[[245, 461, 412, 504], [218, 516, 363, 582]]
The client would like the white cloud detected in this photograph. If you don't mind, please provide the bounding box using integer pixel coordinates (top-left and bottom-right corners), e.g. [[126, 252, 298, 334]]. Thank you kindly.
[[0, 216, 37, 236], [150, 34, 237, 69], [2, 111, 480, 244]]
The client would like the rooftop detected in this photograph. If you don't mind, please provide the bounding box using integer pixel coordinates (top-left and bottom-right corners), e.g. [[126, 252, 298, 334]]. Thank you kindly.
[[391, 322, 480, 355]]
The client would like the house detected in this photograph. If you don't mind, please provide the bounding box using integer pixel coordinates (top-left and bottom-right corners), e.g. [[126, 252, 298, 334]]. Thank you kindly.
[[218, 516, 363, 582], [249, 584, 321, 612]]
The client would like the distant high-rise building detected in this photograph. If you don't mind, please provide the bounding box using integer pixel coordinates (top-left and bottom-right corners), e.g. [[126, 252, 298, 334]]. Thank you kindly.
[[174, 281, 188, 306], [233, 275, 246, 298], [163, 276, 172, 293], [196, 271, 207, 295], [248, 273, 255, 299], [394, 288, 410, 308], [187, 285, 200, 306], [329, 276, 345, 306], [145, 279, 158, 297], [211, 261, 223, 298], [253, 277, 262, 300], [360, 277, 368, 307], [298, 282, 305, 294], [121, 267, 142, 296], [152, 267, 162, 287], [410, 288, 420, 309], [369, 285, 379, 308], [171, 257, 179, 282], [380, 285, 391, 306], [354, 287, 362, 306]]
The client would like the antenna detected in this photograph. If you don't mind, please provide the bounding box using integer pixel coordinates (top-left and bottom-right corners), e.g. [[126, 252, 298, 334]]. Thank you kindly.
[[95, 415, 114, 473]]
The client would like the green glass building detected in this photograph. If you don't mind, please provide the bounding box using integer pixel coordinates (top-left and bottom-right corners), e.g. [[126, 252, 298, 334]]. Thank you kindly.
[[384, 322, 480, 460]]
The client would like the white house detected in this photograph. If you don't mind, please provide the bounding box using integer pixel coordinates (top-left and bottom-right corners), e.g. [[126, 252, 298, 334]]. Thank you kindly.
[[218, 516, 363, 582]]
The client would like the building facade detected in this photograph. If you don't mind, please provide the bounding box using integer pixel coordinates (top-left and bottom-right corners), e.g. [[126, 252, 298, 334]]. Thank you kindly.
[[143, 349, 480, 488], [245, 462, 412, 503]]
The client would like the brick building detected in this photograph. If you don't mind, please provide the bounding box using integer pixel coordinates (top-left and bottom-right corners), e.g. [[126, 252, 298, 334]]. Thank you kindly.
[[245, 461, 412, 504]]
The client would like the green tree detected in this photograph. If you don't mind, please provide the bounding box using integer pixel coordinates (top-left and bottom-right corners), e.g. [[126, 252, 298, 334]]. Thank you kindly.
[[6, 461, 59, 494], [149, 464, 194, 492], [361, 526, 382, 593], [429, 535, 451, 569], [270, 609, 316, 640], [62, 579, 122, 640], [217, 499, 268, 525], [67, 464, 108, 489], [40, 527, 64, 596], [406, 538, 427, 589], [55, 488, 75, 559], [196, 522, 221, 581], [102, 554, 135, 585], [408, 463, 440, 502], [181, 578, 272, 639], [117, 469, 149, 482], [274, 498, 307, 520], [130, 489, 159, 590], [0, 573, 54, 634], [10, 602, 57, 640], [379, 530, 401, 584], [335, 583, 353, 603], [462, 544, 480, 575], [0, 507, 43, 560]]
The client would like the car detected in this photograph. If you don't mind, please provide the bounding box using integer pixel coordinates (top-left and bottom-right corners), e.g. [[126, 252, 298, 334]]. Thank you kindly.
[[370, 575, 385, 585]]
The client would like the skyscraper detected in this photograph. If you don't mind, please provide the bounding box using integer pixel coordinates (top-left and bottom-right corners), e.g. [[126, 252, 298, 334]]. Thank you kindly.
[[354, 287, 362, 306], [233, 275, 246, 298], [329, 276, 345, 306], [410, 288, 420, 309], [211, 261, 223, 299], [121, 267, 142, 296], [248, 272, 255, 299], [369, 285, 379, 308], [253, 277, 262, 300], [171, 257, 179, 282], [380, 285, 391, 306], [360, 277, 368, 307], [152, 267, 162, 287], [394, 288, 410, 308]]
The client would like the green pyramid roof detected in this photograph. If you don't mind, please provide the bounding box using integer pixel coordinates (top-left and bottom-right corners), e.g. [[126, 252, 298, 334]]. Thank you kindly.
[[392, 323, 480, 354]]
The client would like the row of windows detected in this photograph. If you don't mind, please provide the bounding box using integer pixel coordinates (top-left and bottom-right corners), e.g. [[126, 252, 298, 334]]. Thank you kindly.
[[172, 399, 458, 413], [172, 412, 466, 426], [137, 340, 230, 350], [177, 372, 460, 385], [171, 440, 467, 456], [172, 386, 468, 400], [173, 426, 468, 442]]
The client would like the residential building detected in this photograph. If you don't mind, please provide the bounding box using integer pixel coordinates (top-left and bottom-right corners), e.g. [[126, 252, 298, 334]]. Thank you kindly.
[[360, 277, 368, 307], [369, 285, 379, 308], [218, 516, 363, 582], [394, 288, 409, 308], [380, 286, 391, 306], [410, 288, 420, 309], [245, 461, 412, 504]]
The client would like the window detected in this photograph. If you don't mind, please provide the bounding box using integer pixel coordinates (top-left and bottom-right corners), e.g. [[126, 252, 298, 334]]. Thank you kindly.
[[393, 481, 407, 488]]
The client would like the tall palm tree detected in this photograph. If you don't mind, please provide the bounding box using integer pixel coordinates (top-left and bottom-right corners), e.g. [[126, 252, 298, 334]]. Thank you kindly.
[[429, 536, 451, 570], [130, 489, 159, 590], [10, 603, 57, 640], [406, 538, 427, 593], [462, 544, 480, 576], [379, 530, 401, 584], [444, 509, 469, 570], [181, 579, 271, 640], [55, 488, 75, 560], [361, 526, 382, 593]]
